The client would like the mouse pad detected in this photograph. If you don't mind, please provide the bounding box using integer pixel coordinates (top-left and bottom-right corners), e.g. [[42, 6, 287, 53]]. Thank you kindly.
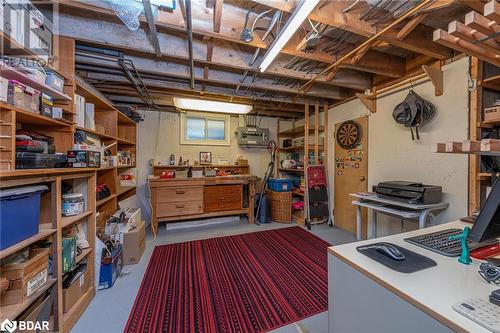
[[356, 243, 437, 273]]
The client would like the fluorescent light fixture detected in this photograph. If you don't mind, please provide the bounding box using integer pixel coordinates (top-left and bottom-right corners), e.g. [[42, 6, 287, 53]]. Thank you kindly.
[[173, 97, 252, 114], [259, 0, 320, 72]]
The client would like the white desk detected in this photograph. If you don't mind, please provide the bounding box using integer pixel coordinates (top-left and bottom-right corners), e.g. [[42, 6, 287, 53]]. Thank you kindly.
[[351, 193, 449, 240], [328, 221, 498, 333]]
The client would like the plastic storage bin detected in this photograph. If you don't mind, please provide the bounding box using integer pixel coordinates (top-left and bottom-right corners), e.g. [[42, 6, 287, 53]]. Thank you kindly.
[[0, 185, 48, 250], [268, 178, 293, 192]]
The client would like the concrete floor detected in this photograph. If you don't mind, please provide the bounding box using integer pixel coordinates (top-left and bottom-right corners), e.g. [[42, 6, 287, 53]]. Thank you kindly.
[[71, 219, 356, 333]]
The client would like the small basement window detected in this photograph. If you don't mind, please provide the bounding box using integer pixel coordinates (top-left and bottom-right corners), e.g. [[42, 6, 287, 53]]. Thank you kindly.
[[180, 112, 231, 146]]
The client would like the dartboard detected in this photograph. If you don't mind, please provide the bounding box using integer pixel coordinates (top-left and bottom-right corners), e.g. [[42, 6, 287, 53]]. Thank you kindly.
[[336, 120, 362, 150]]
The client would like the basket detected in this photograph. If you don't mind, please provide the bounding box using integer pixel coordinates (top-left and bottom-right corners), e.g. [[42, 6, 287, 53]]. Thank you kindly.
[[268, 178, 293, 192], [269, 190, 292, 223]]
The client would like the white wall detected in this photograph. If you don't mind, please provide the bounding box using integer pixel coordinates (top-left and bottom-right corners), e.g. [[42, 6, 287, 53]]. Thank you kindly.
[[327, 57, 470, 236], [131, 111, 277, 224]]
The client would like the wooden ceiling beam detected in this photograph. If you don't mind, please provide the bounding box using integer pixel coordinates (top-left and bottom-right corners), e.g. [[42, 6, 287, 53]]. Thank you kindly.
[[78, 65, 351, 101], [252, 0, 452, 60], [484, 0, 500, 24], [464, 11, 500, 41], [448, 21, 500, 56], [57, 1, 404, 78], [433, 29, 500, 67], [213, 0, 224, 33], [397, 13, 428, 41], [59, 11, 371, 91]]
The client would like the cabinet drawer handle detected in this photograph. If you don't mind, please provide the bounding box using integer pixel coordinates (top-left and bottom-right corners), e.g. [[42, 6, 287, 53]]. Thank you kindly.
[[176, 204, 185, 208], [175, 190, 185, 195]]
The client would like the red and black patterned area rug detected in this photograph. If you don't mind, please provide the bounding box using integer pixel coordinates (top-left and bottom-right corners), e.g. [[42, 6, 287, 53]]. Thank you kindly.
[[125, 226, 331, 333]]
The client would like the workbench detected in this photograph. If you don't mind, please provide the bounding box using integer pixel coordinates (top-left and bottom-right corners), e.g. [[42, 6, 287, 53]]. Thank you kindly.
[[148, 175, 258, 230]]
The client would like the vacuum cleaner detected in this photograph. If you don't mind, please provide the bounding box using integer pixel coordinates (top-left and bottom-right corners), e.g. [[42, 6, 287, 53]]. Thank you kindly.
[[254, 140, 277, 225]]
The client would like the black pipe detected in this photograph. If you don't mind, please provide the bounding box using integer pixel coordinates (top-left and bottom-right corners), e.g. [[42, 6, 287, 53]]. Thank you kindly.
[[186, 0, 195, 90]]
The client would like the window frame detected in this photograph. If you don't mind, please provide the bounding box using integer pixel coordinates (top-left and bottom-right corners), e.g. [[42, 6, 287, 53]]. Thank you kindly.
[[180, 112, 231, 146]]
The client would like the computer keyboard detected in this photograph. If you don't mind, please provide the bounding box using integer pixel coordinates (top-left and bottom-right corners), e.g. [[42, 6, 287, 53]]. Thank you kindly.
[[404, 228, 473, 256], [453, 298, 500, 333]]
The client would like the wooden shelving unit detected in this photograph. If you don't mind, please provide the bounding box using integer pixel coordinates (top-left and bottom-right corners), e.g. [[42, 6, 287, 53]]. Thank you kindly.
[[0, 36, 137, 332], [434, 58, 499, 214], [276, 102, 328, 224], [0, 171, 96, 332]]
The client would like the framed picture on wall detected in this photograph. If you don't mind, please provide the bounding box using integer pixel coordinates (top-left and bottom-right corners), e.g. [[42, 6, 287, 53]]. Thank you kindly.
[[199, 152, 212, 164]]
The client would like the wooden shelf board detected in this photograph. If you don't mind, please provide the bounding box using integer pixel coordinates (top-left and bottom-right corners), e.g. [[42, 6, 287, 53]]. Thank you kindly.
[[0, 64, 71, 100], [1, 103, 71, 128], [0, 228, 56, 259], [75, 248, 92, 264], [280, 145, 324, 152], [117, 186, 136, 196], [117, 111, 135, 125], [278, 168, 304, 173], [117, 164, 136, 169], [97, 166, 116, 172], [62, 211, 93, 229], [116, 137, 136, 145], [0, 278, 57, 321], [277, 126, 324, 138], [292, 190, 304, 197], [484, 75, 500, 85], [477, 173, 492, 181], [96, 194, 117, 207], [478, 119, 500, 128], [154, 165, 249, 170], [75, 76, 116, 111], [0, 168, 100, 179], [75, 126, 116, 141], [62, 286, 95, 332]]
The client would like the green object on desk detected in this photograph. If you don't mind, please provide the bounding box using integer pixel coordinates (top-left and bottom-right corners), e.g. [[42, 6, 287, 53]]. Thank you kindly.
[[448, 227, 472, 265]]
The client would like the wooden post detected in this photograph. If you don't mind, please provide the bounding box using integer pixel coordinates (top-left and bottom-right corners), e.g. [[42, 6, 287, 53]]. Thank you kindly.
[[314, 101, 319, 164], [469, 57, 483, 214], [304, 104, 309, 170]]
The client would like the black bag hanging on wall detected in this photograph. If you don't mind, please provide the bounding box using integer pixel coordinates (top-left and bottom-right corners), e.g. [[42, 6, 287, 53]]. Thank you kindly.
[[392, 90, 436, 140]]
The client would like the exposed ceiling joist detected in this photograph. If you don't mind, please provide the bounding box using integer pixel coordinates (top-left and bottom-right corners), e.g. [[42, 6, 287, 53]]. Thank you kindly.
[[58, 12, 372, 91], [58, 1, 405, 78], [213, 0, 223, 33], [142, 0, 161, 57], [76, 59, 352, 101], [252, 0, 452, 60], [397, 13, 429, 41]]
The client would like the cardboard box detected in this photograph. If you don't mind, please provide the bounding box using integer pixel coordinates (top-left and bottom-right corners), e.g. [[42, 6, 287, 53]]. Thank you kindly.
[[0, 76, 8, 102], [1, 248, 49, 306], [67, 150, 101, 168], [63, 268, 90, 313], [123, 221, 146, 265], [84, 103, 95, 130], [484, 105, 500, 122]]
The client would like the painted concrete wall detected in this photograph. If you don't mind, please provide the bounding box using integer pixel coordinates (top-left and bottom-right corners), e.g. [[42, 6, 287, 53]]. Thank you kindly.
[[327, 57, 470, 236], [129, 111, 277, 224]]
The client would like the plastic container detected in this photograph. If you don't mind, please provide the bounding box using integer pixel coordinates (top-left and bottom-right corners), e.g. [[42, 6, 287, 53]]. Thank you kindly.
[[0, 185, 48, 250], [268, 178, 293, 192], [45, 70, 65, 92], [62, 193, 85, 217]]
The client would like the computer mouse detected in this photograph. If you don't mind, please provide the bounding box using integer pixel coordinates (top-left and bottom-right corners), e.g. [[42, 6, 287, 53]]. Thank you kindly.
[[375, 243, 406, 261]]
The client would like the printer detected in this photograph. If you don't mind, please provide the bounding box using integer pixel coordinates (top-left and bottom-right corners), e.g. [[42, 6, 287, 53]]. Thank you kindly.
[[373, 181, 442, 205]]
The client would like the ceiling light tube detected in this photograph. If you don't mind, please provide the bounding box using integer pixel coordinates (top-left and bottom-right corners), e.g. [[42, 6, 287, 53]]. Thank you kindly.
[[258, 0, 320, 73], [173, 97, 252, 114]]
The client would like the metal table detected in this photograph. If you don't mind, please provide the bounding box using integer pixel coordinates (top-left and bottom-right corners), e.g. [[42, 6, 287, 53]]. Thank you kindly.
[[350, 193, 449, 240]]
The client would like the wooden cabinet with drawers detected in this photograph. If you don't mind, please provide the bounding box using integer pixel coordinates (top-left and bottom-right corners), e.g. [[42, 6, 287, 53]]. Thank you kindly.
[[204, 185, 242, 212], [149, 176, 256, 230], [155, 186, 203, 217]]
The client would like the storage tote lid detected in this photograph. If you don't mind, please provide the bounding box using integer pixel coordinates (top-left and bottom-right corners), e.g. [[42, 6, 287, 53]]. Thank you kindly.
[[0, 185, 48, 199], [62, 193, 84, 200]]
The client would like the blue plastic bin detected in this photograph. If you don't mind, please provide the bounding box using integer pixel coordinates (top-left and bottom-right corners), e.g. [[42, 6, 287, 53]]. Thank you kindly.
[[268, 178, 293, 192], [0, 185, 48, 250]]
